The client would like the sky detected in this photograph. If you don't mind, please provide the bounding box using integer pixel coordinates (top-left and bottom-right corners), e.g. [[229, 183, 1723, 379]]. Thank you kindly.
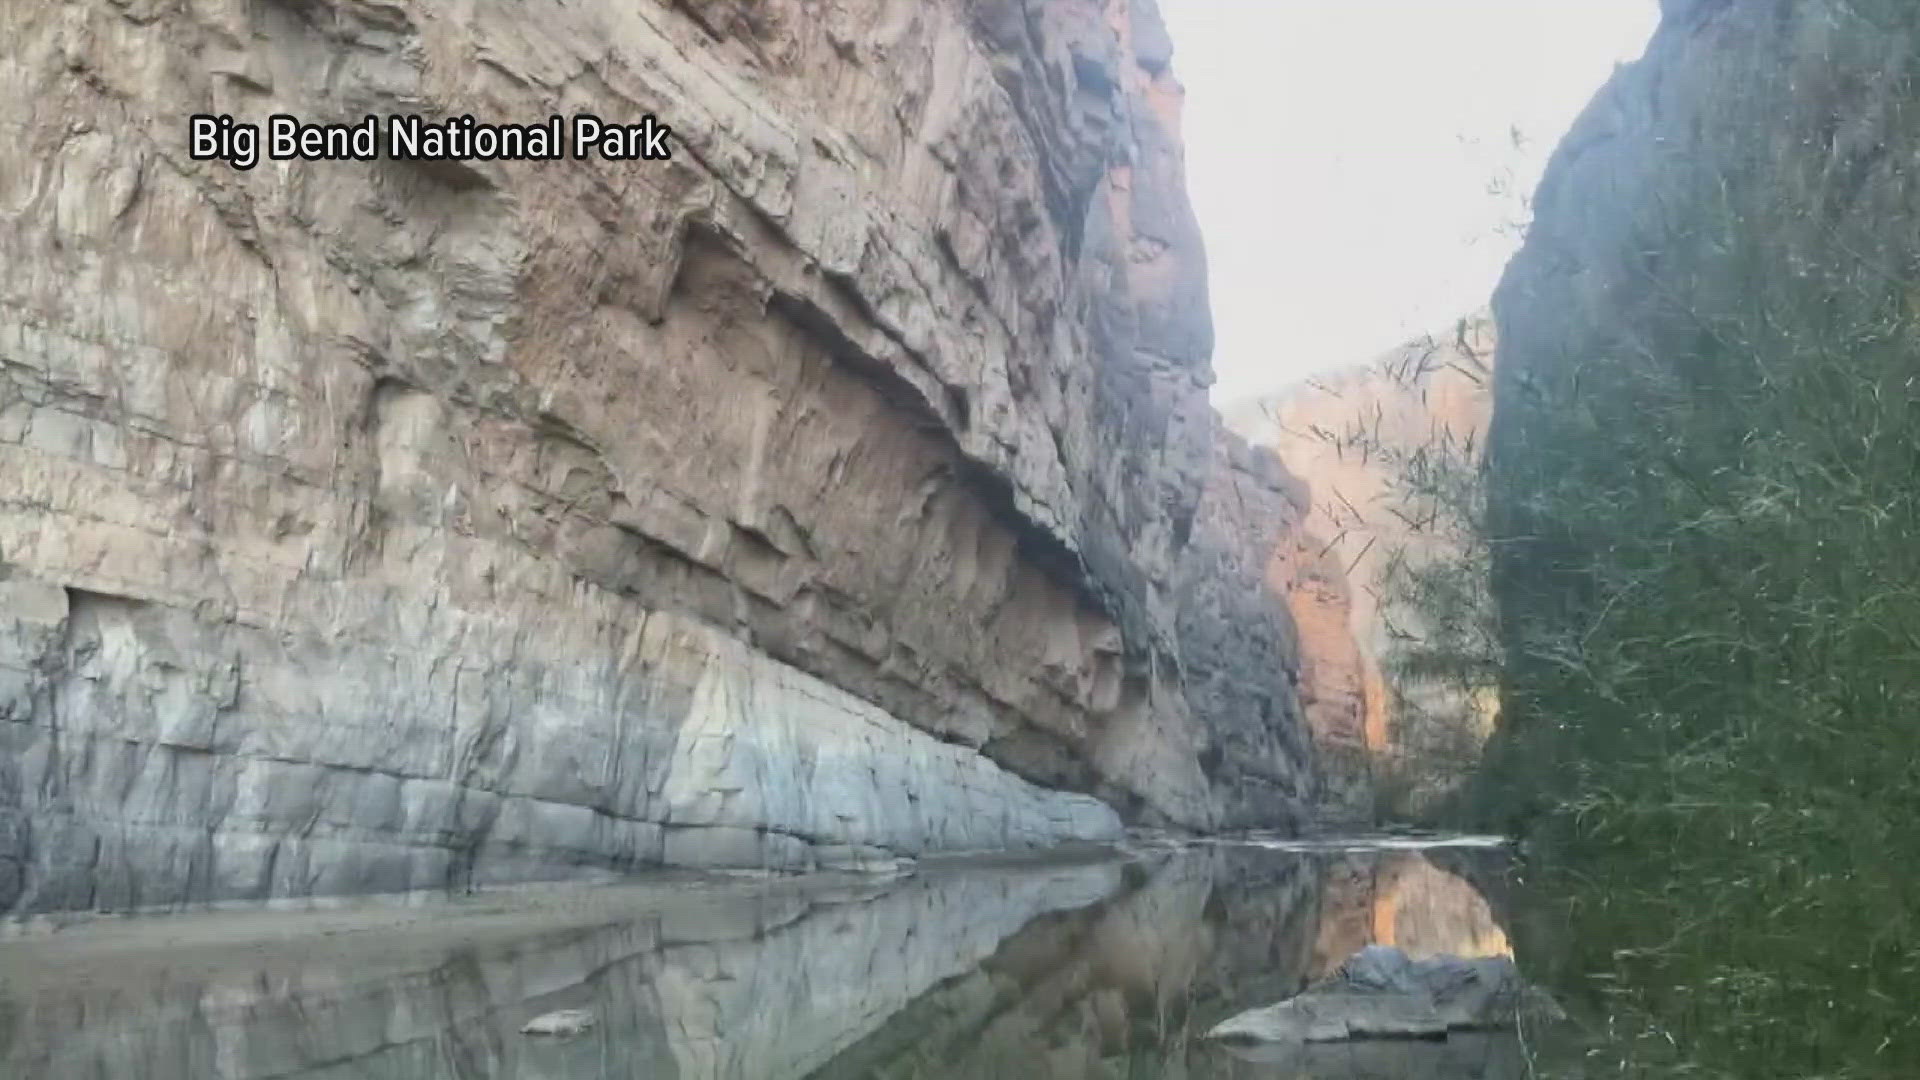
[[1158, 1, 1662, 404]]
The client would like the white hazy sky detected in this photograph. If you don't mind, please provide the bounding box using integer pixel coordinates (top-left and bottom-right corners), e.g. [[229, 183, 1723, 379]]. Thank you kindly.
[[1160, 1, 1661, 404]]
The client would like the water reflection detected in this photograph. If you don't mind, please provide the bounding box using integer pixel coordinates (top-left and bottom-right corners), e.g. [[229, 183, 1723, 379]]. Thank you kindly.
[[1310, 849, 1511, 979], [0, 843, 1518, 1079]]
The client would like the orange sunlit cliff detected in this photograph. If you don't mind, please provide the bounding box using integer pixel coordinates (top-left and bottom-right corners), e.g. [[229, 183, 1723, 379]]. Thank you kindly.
[[1227, 314, 1500, 818]]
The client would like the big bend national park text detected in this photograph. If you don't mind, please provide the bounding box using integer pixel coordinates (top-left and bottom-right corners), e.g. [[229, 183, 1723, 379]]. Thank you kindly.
[[189, 113, 673, 171]]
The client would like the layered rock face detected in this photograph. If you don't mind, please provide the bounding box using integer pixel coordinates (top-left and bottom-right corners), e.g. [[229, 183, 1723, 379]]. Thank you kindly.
[[0, 0, 1308, 912], [1225, 316, 1498, 818], [1174, 433, 1316, 829]]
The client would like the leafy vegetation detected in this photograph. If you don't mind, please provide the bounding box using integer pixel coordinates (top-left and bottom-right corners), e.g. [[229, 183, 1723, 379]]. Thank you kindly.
[[1353, 6, 1920, 1075], [1367, 331, 1504, 822], [1279, 319, 1504, 824]]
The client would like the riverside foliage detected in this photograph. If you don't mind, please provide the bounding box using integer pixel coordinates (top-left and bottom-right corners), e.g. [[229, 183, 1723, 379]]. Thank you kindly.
[[1371, 6, 1920, 1074]]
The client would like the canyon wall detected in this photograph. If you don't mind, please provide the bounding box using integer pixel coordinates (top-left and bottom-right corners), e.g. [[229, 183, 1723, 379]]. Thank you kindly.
[[0, 0, 1309, 913], [1175, 432, 1316, 828], [1225, 315, 1498, 819]]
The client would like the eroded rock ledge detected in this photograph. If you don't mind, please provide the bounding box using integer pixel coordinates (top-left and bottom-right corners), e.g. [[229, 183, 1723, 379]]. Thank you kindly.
[[0, 0, 1307, 911]]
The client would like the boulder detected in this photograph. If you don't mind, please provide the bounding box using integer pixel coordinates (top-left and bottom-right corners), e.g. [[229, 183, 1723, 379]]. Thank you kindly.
[[1207, 945, 1523, 1043]]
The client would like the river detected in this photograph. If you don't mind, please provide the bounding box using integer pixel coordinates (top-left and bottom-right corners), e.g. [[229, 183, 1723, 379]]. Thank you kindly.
[[0, 838, 1525, 1079]]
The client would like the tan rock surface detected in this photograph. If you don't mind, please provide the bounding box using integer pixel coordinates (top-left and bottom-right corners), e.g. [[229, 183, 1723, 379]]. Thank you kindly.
[[0, 0, 1307, 912], [1226, 315, 1498, 816], [1270, 509, 1376, 821]]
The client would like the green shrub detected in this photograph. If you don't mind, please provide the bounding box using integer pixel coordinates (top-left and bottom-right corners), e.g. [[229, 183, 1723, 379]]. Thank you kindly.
[[1466, 5, 1920, 1075]]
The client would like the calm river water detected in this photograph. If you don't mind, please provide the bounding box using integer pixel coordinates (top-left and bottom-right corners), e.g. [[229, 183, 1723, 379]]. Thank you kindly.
[[0, 838, 1525, 1079]]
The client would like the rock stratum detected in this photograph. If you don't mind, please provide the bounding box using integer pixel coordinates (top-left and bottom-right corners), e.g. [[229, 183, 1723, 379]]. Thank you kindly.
[[0, 0, 1310, 913]]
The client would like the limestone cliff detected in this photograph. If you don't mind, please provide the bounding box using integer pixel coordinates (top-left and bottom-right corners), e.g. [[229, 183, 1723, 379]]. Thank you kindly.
[[0, 0, 1308, 913], [1226, 316, 1498, 819]]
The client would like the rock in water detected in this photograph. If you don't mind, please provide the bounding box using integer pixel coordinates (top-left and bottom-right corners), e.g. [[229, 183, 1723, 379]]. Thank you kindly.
[[521, 1009, 597, 1037], [1208, 945, 1522, 1043]]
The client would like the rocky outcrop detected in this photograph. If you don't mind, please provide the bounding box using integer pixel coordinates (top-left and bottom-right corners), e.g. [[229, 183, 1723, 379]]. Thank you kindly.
[[0, 588, 1120, 910], [0, 0, 1309, 913], [1225, 315, 1499, 818], [1209, 945, 1522, 1042], [1207, 946, 1539, 1080]]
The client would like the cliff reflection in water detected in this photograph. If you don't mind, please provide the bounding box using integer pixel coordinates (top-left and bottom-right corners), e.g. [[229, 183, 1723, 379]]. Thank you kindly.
[[0, 844, 1517, 1079]]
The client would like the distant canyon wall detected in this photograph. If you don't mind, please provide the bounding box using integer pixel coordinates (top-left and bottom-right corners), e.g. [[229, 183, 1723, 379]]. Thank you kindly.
[[0, 0, 1309, 913], [1225, 315, 1499, 818]]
